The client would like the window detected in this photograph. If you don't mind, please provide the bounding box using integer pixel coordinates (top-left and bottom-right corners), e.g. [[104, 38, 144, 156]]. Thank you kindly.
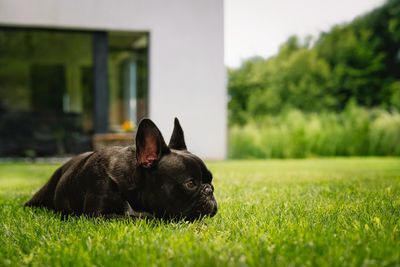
[[0, 28, 149, 156], [108, 32, 149, 132]]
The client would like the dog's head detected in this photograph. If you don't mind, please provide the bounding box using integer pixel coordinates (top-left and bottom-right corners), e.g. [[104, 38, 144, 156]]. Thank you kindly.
[[134, 118, 217, 221]]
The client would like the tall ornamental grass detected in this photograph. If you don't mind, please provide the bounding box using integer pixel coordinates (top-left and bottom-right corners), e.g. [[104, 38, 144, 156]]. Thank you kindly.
[[229, 106, 400, 158]]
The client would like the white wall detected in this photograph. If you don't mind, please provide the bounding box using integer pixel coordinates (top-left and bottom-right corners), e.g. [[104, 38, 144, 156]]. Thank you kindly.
[[0, 0, 227, 159]]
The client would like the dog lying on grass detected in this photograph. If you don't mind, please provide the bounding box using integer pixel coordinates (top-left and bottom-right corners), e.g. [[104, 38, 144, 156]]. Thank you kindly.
[[25, 118, 217, 221]]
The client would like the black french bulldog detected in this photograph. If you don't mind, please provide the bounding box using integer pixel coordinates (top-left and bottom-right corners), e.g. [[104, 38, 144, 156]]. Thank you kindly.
[[24, 118, 217, 221]]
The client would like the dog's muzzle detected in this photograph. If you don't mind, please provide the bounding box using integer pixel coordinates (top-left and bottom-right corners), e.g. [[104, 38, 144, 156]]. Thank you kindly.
[[196, 184, 218, 217]]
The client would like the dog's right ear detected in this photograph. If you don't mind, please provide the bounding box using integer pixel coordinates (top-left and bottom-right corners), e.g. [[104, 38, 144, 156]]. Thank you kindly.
[[136, 119, 170, 168], [168, 117, 187, 150]]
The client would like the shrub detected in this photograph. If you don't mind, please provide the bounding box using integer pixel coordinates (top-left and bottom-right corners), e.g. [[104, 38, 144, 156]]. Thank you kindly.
[[228, 107, 400, 159]]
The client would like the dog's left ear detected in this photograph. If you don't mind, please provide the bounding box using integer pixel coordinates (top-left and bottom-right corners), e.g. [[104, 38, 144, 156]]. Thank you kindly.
[[168, 117, 187, 150], [136, 119, 170, 168]]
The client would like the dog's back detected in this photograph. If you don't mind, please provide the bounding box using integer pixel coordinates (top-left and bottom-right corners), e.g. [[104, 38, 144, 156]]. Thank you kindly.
[[24, 166, 63, 209], [24, 152, 94, 210]]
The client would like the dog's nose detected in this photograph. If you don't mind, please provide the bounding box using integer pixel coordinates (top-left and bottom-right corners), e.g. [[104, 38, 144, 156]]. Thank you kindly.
[[204, 185, 213, 196]]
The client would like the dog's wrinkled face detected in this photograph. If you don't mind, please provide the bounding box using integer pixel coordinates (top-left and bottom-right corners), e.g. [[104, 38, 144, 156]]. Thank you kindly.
[[146, 151, 218, 220], [135, 118, 217, 220]]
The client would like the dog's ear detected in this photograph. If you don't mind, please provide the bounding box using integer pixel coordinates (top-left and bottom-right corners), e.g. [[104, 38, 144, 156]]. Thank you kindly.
[[136, 119, 170, 168], [168, 117, 187, 150]]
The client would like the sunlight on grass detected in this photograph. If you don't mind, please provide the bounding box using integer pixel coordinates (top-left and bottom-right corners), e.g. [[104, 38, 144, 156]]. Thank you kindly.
[[1, 158, 400, 266]]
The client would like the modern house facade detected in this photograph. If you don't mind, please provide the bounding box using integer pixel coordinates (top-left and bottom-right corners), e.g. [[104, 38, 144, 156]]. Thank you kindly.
[[0, 0, 226, 159]]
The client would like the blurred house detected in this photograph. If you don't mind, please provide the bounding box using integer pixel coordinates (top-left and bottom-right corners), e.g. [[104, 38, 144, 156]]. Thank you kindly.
[[0, 0, 226, 159]]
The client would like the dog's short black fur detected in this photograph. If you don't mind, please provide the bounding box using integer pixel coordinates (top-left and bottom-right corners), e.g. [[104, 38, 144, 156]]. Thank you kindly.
[[24, 118, 217, 221]]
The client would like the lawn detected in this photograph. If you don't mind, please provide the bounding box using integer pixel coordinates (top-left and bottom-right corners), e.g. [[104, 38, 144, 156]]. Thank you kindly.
[[0, 158, 400, 266]]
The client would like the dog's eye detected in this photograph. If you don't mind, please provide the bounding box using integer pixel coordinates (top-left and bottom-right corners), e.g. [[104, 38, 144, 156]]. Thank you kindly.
[[184, 180, 196, 189]]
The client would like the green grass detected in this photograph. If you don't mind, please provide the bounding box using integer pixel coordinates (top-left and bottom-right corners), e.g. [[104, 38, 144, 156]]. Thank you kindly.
[[1, 158, 400, 266]]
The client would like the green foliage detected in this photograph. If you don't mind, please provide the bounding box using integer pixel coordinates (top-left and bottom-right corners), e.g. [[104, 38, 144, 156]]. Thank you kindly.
[[316, 26, 386, 109], [228, 57, 265, 125], [1, 159, 400, 266], [390, 81, 400, 109], [229, 106, 400, 159], [228, 0, 400, 125], [227, 0, 400, 159]]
